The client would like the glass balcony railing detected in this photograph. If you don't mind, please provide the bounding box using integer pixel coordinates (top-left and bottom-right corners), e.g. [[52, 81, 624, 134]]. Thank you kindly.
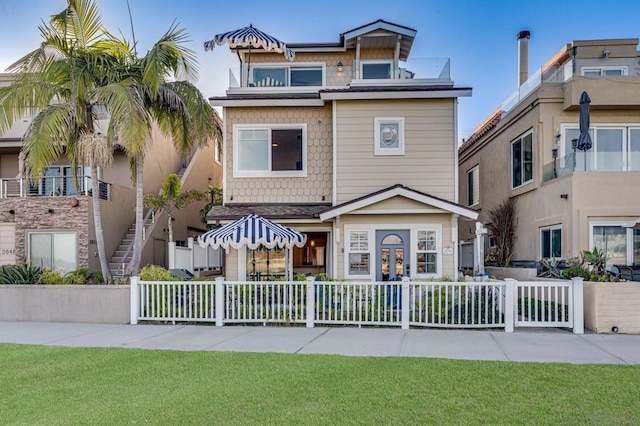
[[543, 150, 640, 182], [501, 65, 566, 117], [227, 58, 451, 88]]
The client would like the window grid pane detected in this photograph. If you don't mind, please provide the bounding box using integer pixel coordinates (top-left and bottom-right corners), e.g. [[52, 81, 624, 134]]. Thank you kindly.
[[416, 230, 437, 274]]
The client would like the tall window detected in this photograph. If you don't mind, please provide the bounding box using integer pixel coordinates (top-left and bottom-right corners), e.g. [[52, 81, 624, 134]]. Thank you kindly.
[[246, 247, 286, 281], [28, 231, 77, 271], [541, 225, 562, 259], [467, 165, 479, 206], [563, 126, 640, 172], [512, 131, 533, 188], [416, 230, 438, 274], [234, 125, 306, 177], [347, 230, 370, 275]]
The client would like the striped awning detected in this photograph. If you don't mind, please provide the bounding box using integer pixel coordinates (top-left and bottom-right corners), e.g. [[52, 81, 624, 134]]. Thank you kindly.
[[204, 24, 295, 61], [198, 214, 306, 250]]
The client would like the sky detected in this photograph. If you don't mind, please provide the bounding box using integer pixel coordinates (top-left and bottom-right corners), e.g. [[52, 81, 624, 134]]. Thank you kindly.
[[2, 0, 640, 142]]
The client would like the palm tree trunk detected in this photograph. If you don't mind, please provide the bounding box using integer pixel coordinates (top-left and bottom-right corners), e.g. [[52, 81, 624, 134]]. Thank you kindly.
[[129, 153, 144, 275], [167, 214, 174, 243], [90, 165, 112, 283]]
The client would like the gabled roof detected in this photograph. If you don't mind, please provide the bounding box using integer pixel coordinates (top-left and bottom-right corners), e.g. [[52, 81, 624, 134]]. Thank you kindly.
[[319, 184, 478, 221], [287, 19, 416, 59]]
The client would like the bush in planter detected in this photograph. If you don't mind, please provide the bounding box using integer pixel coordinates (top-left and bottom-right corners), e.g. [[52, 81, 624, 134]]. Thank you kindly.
[[0, 263, 44, 284], [138, 265, 185, 281], [37, 268, 66, 284], [65, 267, 103, 284]]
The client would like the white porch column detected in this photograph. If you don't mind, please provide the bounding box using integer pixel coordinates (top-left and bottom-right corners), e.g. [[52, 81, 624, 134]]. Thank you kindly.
[[504, 278, 516, 333], [571, 277, 584, 334]]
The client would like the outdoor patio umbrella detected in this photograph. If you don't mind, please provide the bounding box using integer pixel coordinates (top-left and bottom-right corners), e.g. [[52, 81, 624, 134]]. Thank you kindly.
[[577, 91, 593, 170], [198, 214, 306, 280], [204, 24, 295, 86]]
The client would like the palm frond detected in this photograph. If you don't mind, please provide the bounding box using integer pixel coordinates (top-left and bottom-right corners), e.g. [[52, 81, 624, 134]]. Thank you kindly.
[[23, 102, 78, 179]]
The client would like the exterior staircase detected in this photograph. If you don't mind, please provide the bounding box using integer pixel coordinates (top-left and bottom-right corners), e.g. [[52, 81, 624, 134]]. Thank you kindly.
[[108, 166, 187, 278]]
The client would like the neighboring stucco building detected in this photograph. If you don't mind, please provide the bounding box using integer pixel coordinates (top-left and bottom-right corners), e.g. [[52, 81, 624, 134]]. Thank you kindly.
[[207, 20, 477, 281], [0, 73, 222, 276], [458, 33, 640, 270]]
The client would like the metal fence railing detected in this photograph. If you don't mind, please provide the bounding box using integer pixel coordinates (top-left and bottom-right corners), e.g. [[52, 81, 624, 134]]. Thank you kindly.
[[0, 176, 111, 200]]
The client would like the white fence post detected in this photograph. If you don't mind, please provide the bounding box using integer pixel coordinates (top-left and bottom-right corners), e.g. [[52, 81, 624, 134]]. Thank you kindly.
[[215, 277, 225, 327], [503, 278, 516, 333], [130, 276, 139, 325], [571, 277, 584, 334], [306, 277, 315, 328], [168, 241, 177, 269], [401, 277, 410, 330]]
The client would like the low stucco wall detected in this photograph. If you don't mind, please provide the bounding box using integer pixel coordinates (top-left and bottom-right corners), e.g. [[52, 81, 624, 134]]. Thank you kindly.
[[486, 266, 538, 281], [0, 285, 130, 324], [584, 282, 640, 334]]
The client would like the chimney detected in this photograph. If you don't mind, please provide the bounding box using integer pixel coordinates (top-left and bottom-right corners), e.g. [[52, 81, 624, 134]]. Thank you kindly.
[[517, 30, 530, 86]]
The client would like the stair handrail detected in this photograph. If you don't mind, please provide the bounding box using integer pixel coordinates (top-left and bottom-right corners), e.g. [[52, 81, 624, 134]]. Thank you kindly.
[[119, 208, 155, 275]]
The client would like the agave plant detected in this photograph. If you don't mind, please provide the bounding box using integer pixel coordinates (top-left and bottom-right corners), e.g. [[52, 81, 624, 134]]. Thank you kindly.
[[0, 264, 44, 284]]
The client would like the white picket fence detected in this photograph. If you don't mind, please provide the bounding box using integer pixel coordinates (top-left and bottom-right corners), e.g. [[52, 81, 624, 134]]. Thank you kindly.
[[130, 277, 584, 333]]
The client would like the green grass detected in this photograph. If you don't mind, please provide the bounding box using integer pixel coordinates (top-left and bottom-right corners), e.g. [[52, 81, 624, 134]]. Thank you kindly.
[[1, 344, 639, 425]]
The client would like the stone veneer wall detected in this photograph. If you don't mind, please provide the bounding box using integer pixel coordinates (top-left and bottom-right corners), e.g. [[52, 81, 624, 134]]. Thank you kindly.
[[0, 196, 90, 266]]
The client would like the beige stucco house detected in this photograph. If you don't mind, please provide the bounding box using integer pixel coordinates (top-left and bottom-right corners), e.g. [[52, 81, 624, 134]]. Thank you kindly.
[[458, 33, 640, 270], [207, 20, 477, 281], [0, 73, 222, 276]]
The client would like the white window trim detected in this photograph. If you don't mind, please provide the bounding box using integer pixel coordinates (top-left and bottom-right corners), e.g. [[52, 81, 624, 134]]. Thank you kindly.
[[233, 123, 308, 178], [467, 165, 479, 207], [248, 62, 326, 87], [589, 221, 635, 266], [540, 224, 563, 259], [414, 226, 442, 278], [511, 130, 534, 189], [214, 138, 222, 166], [360, 59, 394, 79], [26, 230, 78, 271], [374, 117, 405, 156], [581, 66, 628, 76], [560, 124, 633, 170], [345, 228, 372, 278], [343, 223, 443, 280]]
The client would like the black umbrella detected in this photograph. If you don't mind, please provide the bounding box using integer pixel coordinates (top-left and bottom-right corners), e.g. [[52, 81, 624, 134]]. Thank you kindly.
[[577, 91, 592, 170]]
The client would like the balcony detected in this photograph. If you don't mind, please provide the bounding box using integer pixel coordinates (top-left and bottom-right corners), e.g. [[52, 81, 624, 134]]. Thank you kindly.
[[543, 149, 640, 182], [0, 175, 111, 200], [227, 58, 452, 90]]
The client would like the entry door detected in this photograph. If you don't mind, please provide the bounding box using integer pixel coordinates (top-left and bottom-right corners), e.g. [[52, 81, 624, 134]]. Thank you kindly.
[[376, 230, 410, 281]]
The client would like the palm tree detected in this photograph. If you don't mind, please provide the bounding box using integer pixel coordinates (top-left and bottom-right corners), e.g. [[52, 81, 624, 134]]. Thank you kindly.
[[124, 26, 222, 275], [1, 0, 222, 279], [0, 0, 136, 283], [143, 173, 205, 243]]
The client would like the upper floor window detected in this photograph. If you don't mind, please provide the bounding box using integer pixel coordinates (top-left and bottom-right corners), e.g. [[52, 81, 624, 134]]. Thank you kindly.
[[562, 126, 640, 171], [541, 225, 562, 259], [467, 165, 479, 206], [511, 131, 533, 188], [361, 60, 393, 79], [233, 125, 307, 178], [581, 66, 627, 76], [251, 65, 324, 87]]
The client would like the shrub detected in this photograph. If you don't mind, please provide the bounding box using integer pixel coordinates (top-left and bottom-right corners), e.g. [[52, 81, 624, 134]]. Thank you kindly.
[[561, 266, 592, 281], [139, 265, 184, 281], [0, 264, 44, 284], [65, 267, 103, 284], [37, 268, 66, 284]]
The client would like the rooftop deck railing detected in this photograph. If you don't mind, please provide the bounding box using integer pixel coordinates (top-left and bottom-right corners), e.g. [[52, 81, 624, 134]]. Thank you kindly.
[[227, 57, 451, 88]]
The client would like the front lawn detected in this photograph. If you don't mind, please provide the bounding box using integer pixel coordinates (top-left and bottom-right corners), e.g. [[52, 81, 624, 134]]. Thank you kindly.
[[1, 344, 638, 425]]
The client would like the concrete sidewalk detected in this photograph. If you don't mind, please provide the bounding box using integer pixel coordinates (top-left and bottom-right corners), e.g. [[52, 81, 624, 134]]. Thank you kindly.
[[0, 321, 639, 365]]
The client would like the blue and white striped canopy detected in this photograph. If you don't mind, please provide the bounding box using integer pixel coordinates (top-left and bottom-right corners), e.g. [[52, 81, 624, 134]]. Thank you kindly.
[[204, 24, 295, 61], [198, 214, 306, 250]]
